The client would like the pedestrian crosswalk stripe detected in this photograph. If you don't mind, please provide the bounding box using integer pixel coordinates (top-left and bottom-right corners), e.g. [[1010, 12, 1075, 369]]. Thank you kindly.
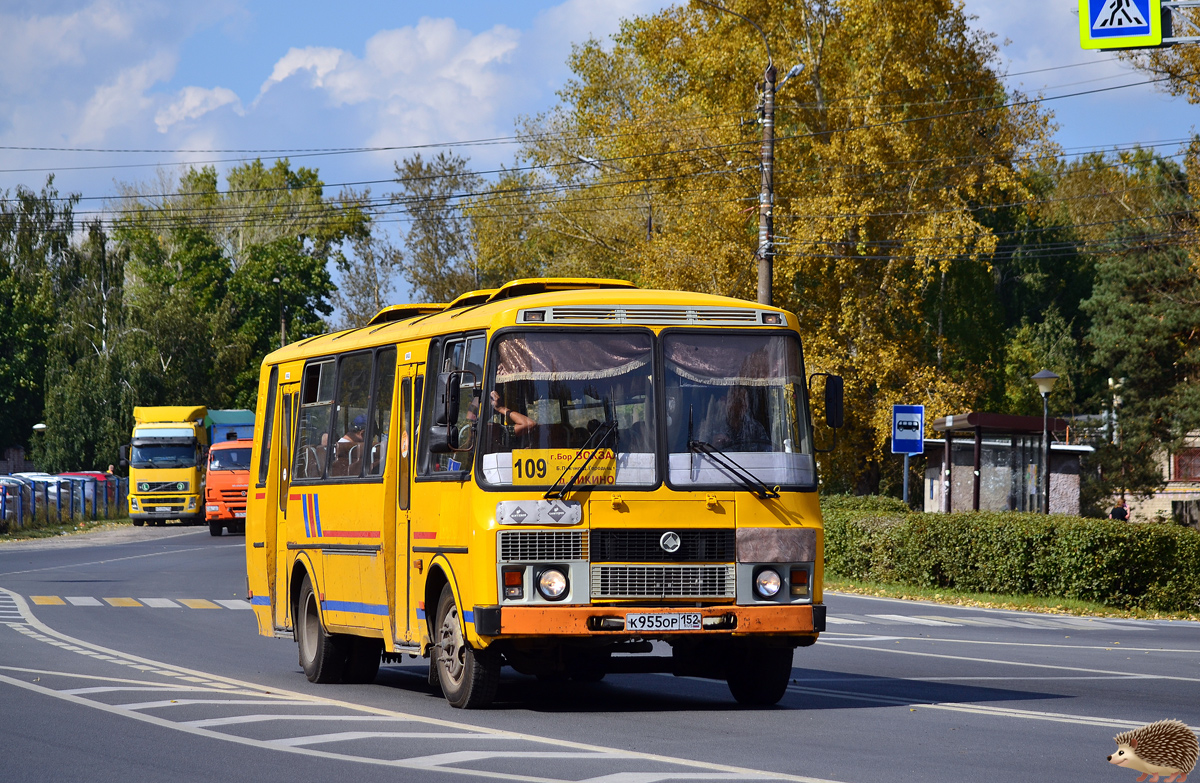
[[26, 595, 248, 609], [870, 614, 961, 626], [825, 617, 867, 625], [178, 599, 220, 609]]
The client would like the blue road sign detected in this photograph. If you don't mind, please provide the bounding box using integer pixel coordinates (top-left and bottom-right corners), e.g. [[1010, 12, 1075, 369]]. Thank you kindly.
[[1080, 0, 1162, 49], [892, 404, 925, 455]]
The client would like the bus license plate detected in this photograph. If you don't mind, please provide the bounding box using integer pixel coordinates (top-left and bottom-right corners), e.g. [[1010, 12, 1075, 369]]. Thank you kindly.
[[234, 511, 246, 518], [625, 612, 701, 631]]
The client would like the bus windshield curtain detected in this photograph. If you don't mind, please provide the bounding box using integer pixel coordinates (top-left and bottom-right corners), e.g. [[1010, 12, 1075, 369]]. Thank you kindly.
[[494, 333, 650, 382], [664, 334, 801, 387]]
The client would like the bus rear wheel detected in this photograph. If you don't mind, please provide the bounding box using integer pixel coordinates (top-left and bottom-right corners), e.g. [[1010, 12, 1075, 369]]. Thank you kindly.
[[297, 575, 348, 683], [726, 645, 793, 706], [433, 584, 499, 708]]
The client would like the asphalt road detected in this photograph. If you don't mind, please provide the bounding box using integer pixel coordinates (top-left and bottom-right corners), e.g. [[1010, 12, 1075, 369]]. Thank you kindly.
[[1, 526, 1197, 783]]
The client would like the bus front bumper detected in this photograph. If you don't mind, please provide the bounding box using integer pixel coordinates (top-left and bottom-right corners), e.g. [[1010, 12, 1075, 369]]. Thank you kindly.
[[471, 604, 825, 638]]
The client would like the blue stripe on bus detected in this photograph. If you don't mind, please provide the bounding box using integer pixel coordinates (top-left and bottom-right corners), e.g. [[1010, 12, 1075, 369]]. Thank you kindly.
[[301, 493, 310, 538], [314, 493, 322, 537], [416, 608, 426, 620], [321, 600, 389, 616], [250, 596, 271, 606], [463, 611, 474, 623]]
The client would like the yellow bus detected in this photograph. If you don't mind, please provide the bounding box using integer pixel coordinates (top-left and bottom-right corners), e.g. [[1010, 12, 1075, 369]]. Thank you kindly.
[[245, 278, 842, 708]]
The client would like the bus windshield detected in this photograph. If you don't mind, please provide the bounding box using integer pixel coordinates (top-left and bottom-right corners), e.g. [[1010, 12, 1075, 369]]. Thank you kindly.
[[208, 448, 252, 471], [479, 331, 656, 487], [663, 332, 815, 490], [131, 443, 199, 469]]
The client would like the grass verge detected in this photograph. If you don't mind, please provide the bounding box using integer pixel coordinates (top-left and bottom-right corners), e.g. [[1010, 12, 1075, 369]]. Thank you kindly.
[[0, 518, 132, 542], [825, 574, 1200, 623]]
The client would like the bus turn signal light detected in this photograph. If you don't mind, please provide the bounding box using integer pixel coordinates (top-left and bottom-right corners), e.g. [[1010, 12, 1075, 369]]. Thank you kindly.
[[790, 569, 809, 597]]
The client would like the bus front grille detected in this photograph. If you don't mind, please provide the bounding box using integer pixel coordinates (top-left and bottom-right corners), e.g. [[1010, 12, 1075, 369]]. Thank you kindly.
[[590, 564, 736, 599], [499, 530, 588, 562], [590, 529, 735, 562]]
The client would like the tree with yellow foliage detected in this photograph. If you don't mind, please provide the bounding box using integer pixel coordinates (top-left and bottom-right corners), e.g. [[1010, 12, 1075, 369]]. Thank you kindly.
[[471, 0, 1054, 491]]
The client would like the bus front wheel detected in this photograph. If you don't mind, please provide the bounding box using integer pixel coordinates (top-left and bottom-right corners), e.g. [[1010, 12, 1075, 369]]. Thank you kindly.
[[297, 575, 348, 683], [726, 645, 793, 706], [433, 584, 499, 708]]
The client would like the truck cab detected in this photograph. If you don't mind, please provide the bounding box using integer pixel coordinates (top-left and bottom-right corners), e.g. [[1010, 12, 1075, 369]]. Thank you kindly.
[[205, 438, 252, 536], [124, 406, 208, 526]]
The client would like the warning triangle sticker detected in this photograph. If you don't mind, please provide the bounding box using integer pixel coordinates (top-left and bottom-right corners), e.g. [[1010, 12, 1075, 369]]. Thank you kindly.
[[1093, 0, 1148, 30]]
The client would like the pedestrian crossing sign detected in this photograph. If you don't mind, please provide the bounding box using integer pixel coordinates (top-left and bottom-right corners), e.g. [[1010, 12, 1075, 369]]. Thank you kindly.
[[1080, 0, 1162, 49]]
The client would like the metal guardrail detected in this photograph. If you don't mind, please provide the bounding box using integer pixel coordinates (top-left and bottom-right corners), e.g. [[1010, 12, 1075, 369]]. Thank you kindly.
[[1, 475, 128, 530]]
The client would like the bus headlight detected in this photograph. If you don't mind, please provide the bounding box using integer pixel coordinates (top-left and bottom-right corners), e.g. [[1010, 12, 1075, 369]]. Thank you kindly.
[[536, 568, 568, 601], [754, 568, 782, 598]]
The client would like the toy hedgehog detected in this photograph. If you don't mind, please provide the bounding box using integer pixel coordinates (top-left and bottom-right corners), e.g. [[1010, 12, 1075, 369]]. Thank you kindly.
[[1108, 720, 1199, 782]]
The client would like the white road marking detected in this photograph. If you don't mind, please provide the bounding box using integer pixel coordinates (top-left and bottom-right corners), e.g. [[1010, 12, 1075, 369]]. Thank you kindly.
[[868, 614, 960, 626], [823, 617, 866, 625], [140, 598, 180, 608], [275, 731, 520, 747], [579, 775, 769, 783], [0, 585, 851, 783], [214, 599, 251, 610], [782, 681, 1200, 732], [821, 640, 1200, 683], [822, 632, 1200, 654], [183, 714, 431, 728], [401, 751, 639, 769], [117, 698, 319, 710], [65, 596, 101, 606]]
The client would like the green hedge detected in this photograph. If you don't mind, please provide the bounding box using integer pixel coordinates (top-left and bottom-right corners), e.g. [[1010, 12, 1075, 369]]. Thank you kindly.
[[821, 496, 1200, 612]]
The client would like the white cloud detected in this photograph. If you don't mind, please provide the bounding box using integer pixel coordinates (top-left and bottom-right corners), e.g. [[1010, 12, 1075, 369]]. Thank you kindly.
[[73, 52, 175, 144], [154, 86, 242, 133], [259, 46, 346, 95]]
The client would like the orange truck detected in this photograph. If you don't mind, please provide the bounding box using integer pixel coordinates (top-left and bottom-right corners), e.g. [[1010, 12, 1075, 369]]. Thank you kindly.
[[205, 438, 253, 536]]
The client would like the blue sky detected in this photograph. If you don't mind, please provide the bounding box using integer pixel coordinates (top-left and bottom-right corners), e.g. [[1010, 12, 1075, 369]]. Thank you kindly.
[[0, 1, 1193, 261]]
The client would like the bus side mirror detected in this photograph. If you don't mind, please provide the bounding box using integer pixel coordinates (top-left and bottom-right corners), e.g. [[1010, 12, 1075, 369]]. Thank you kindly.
[[809, 372, 844, 453], [824, 374, 844, 429], [427, 425, 458, 453], [434, 372, 462, 426]]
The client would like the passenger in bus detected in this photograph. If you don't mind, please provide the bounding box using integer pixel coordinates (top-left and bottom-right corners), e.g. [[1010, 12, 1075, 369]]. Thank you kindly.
[[331, 414, 366, 475], [485, 390, 536, 435], [711, 386, 772, 452]]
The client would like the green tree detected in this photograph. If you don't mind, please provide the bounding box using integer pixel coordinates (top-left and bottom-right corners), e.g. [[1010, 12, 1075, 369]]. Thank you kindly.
[[1081, 151, 1200, 497], [0, 178, 77, 454], [391, 152, 485, 301], [332, 232, 404, 329], [497, 0, 1054, 492]]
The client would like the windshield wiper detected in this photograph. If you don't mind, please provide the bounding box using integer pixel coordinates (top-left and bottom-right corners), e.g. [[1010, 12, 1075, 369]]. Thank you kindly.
[[544, 421, 618, 500], [688, 440, 779, 499]]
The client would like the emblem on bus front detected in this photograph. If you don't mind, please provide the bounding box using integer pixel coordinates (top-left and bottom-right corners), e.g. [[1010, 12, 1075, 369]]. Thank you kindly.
[[660, 532, 681, 553]]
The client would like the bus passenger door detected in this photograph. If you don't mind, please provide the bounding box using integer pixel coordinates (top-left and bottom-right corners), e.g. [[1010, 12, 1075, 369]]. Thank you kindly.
[[274, 382, 299, 630], [395, 367, 420, 644]]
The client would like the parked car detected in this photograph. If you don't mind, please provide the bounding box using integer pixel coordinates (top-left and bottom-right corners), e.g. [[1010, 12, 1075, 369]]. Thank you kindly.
[[12, 472, 70, 509], [57, 471, 117, 505]]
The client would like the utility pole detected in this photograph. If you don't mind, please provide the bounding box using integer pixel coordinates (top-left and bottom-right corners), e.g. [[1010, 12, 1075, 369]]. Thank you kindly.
[[274, 276, 286, 348], [758, 63, 776, 306]]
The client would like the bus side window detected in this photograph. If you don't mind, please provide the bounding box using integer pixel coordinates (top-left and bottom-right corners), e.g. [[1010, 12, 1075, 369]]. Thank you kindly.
[[329, 352, 372, 478], [366, 347, 396, 478], [257, 366, 278, 488], [294, 360, 335, 480], [399, 378, 412, 509]]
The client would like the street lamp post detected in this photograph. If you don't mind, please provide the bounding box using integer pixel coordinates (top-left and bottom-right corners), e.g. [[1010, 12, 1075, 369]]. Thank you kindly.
[[1031, 370, 1059, 514]]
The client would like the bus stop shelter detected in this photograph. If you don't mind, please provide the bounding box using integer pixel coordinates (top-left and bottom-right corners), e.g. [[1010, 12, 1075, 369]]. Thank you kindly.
[[925, 411, 1087, 515]]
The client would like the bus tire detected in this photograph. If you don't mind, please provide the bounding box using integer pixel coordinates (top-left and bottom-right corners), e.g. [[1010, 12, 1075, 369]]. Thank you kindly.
[[433, 584, 499, 708], [726, 645, 793, 707], [297, 574, 348, 683], [209, 522, 222, 536], [132, 519, 144, 527], [343, 637, 382, 684]]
